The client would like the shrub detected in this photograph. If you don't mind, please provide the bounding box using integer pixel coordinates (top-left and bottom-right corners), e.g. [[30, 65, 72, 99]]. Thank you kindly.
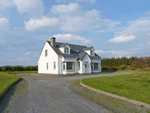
[[24, 66, 37, 71], [112, 68, 117, 71], [4, 66, 12, 71], [12, 66, 24, 71], [0, 67, 1, 71], [119, 65, 126, 70], [102, 67, 107, 70], [131, 67, 135, 70]]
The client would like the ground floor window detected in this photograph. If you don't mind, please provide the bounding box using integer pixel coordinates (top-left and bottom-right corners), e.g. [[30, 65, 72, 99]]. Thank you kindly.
[[78, 61, 80, 70], [46, 63, 48, 70], [91, 63, 99, 70], [67, 62, 74, 70]]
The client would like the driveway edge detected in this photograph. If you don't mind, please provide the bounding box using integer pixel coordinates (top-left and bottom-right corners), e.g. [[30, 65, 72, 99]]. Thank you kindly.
[[0, 78, 23, 103], [80, 80, 150, 110]]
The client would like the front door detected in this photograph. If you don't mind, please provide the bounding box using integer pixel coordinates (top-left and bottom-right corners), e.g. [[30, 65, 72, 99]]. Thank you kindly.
[[85, 62, 88, 73]]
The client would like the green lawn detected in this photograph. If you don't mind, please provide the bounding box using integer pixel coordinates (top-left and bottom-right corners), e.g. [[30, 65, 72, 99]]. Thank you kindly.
[[0, 72, 20, 96], [82, 72, 150, 104]]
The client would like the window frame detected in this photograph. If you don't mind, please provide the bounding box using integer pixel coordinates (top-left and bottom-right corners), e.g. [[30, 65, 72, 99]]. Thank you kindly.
[[45, 50, 48, 57], [91, 63, 99, 70], [46, 63, 48, 70], [66, 62, 74, 70], [64, 47, 69, 54], [54, 62, 56, 70], [78, 62, 80, 70], [94, 63, 99, 70]]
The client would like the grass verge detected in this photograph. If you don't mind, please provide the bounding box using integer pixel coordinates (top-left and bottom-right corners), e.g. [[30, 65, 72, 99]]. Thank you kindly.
[[0, 72, 20, 96], [70, 80, 149, 113], [82, 72, 150, 104]]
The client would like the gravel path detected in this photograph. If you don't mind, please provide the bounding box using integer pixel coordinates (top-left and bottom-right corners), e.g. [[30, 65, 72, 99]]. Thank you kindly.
[[0, 72, 134, 113]]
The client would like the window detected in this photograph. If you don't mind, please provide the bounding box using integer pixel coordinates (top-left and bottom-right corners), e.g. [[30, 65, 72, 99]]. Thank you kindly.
[[63, 62, 66, 70], [78, 62, 80, 70], [54, 62, 56, 69], [64, 48, 69, 54], [94, 63, 98, 69], [91, 63, 94, 70], [46, 63, 48, 70], [91, 63, 99, 70], [45, 50, 48, 57], [91, 50, 94, 56], [67, 62, 74, 70]]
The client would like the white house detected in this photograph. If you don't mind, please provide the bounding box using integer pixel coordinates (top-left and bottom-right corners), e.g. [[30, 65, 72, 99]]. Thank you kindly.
[[38, 37, 102, 75]]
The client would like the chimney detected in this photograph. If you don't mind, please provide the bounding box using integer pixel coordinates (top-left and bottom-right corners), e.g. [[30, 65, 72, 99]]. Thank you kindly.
[[51, 37, 56, 47]]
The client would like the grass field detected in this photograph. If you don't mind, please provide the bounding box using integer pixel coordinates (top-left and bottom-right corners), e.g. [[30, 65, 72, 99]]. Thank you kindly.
[[82, 72, 150, 104], [0, 72, 20, 96]]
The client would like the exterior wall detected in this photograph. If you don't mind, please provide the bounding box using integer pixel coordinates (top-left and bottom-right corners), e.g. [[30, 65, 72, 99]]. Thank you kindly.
[[85, 50, 90, 56], [59, 47, 64, 53], [38, 42, 59, 74], [81, 54, 91, 74]]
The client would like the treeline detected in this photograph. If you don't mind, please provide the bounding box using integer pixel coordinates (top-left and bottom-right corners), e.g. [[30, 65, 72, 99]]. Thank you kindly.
[[0, 66, 38, 71], [102, 56, 135, 68], [102, 56, 150, 70]]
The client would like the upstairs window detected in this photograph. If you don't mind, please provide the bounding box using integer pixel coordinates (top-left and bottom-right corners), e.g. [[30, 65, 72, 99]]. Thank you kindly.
[[64, 48, 69, 54], [91, 50, 94, 56], [45, 50, 48, 57]]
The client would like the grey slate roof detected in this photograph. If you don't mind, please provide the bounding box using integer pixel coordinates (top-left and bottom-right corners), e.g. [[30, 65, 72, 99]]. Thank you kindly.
[[47, 41, 101, 60], [83, 46, 94, 51]]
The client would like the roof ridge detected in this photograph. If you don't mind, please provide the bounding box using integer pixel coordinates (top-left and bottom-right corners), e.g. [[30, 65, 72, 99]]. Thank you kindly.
[[47, 40, 87, 47]]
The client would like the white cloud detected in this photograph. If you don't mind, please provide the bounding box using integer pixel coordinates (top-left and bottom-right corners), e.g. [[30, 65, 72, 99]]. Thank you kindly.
[[51, 3, 80, 15], [60, 9, 102, 32], [24, 16, 60, 31], [96, 50, 132, 58], [76, 0, 96, 3], [0, 17, 9, 26], [24, 52, 31, 56], [52, 34, 93, 45], [148, 42, 150, 44], [0, 0, 15, 8], [108, 35, 136, 43], [103, 18, 121, 28]]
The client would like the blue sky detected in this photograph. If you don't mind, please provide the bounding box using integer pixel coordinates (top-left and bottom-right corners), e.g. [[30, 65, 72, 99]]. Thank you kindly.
[[0, 0, 150, 66]]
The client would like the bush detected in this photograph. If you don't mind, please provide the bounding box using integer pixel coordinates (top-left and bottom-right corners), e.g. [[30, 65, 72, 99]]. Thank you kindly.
[[131, 67, 135, 70], [102, 67, 107, 70], [0, 67, 1, 71], [4, 66, 13, 71], [12, 66, 24, 71], [119, 65, 126, 70], [24, 66, 37, 71], [112, 68, 117, 71]]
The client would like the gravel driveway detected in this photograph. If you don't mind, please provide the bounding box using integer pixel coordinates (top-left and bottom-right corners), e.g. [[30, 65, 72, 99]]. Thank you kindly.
[[0, 72, 134, 113]]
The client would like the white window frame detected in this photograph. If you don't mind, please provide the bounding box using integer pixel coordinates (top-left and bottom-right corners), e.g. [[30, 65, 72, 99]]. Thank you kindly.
[[78, 62, 80, 70], [66, 62, 74, 71], [45, 50, 48, 57], [91, 63, 99, 70], [64, 48, 69, 54], [46, 63, 48, 70]]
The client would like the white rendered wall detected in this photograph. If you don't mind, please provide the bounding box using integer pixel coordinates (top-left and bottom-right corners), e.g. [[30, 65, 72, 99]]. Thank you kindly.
[[38, 42, 59, 74]]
